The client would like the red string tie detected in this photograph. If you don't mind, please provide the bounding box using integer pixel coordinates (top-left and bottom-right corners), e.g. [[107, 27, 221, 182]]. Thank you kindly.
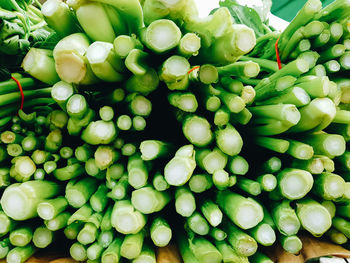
[[187, 66, 201, 74], [11, 76, 24, 111], [275, 37, 282, 70]]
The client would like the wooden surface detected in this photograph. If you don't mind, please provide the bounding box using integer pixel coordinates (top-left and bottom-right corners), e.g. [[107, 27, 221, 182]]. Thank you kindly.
[[0, 256, 78, 263], [265, 233, 350, 262], [156, 245, 182, 263], [0, 249, 78, 263], [2, 235, 350, 262]]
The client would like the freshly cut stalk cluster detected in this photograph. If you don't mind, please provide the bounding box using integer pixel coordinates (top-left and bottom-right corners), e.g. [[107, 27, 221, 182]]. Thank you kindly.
[[240, 0, 350, 256], [1, 0, 350, 262]]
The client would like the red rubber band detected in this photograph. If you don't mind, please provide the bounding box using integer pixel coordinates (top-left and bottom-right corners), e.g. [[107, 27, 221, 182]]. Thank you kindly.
[[188, 66, 200, 74], [275, 37, 282, 70], [11, 76, 24, 111]]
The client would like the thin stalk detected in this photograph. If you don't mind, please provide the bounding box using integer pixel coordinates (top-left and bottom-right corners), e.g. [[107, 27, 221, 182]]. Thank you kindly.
[[90, 185, 109, 212], [41, 0, 79, 37], [53, 163, 85, 181], [33, 226, 53, 248], [178, 33, 201, 57], [286, 139, 314, 160], [217, 61, 260, 78], [280, 235, 302, 254], [45, 212, 70, 231], [254, 136, 290, 154], [114, 35, 143, 59], [249, 104, 301, 135], [150, 217, 172, 247], [189, 236, 222, 263], [131, 186, 171, 214], [94, 145, 119, 170], [257, 174, 277, 192], [87, 242, 103, 261], [76, 2, 115, 42], [212, 169, 230, 190], [6, 245, 35, 263], [217, 190, 263, 229], [21, 48, 60, 84], [142, 19, 181, 53], [70, 242, 87, 262], [65, 177, 98, 208], [287, 98, 336, 133], [182, 115, 213, 147], [248, 222, 276, 246], [215, 124, 243, 156], [153, 172, 170, 192], [318, 44, 345, 63], [175, 187, 196, 217], [228, 155, 249, 176], [0, 238, 11, 259], [271, 200, 301, 236], [120, 231, 145, 259], [321, 200, 336, 218], [220, 77, 244, 94], [128, 94, 152, 116], [324, 60, 341, 73], [9, 226, 33, 247], [209, 228, 227, 241], [101, 238, 123, 263], [164, 145, 196, 186], [313, 172, 345, 200], [216, 240, 249, 263], [111, 200, 147, 235], [276, 168, 314, 200], [223, 220, 258, 257], [236, 177, 262, 196], [196, 148, 227, 174], [125, 48, 149, 76], [37, 196, 68, 220], [127, 155, 149, 189], [298, 133, 346, 158], [168, 92, 198, 113], [64, 222, 83, 240], [140, 140, 171, 161], [86, 41, 124, 82], [326, 228, 348, 245], [200, 200, 223, 227], [296, 199, 332, 237], [77, 222, 99, 245], [108, 175, 129, 200], [133, 243, 156, 263], [98, 230, 114, 249]]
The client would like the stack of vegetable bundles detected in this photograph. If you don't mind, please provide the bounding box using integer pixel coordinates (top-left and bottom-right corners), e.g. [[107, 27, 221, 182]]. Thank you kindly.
[[1, 0, 350, 262]]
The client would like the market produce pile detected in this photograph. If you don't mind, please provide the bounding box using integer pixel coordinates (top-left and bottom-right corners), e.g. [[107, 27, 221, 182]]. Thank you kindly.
[[1, 0, 350, 262]]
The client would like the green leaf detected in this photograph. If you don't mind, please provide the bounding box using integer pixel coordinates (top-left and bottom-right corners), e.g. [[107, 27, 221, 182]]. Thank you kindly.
[[0, 19, 25, 40], [0, 8, 17, 20], [0, 35, 30, 55], [33, 31, 61, 50], [219, 0, 267, 37], [0, 0, 16, 11], [248, 0, 272, 22], [29, 28, 51, 43], [0, 67, 11, 81]]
